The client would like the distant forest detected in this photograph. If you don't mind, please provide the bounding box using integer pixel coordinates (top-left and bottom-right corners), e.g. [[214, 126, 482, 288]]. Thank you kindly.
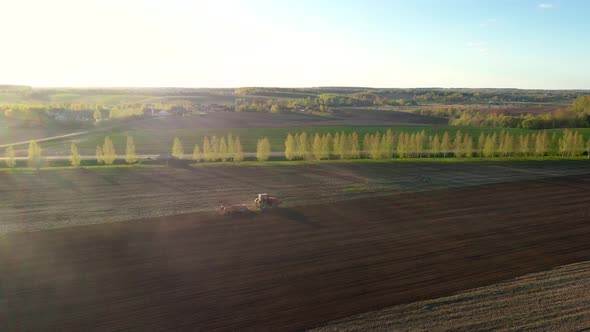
[[1, 85, 590, 129], [414, 96, 590, 129]]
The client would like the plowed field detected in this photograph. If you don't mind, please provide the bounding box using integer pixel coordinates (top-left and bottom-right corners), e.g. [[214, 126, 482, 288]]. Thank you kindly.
[[314, 261, 590, 331], [2, 160, 590, 234], [3, 174, 590, 331]]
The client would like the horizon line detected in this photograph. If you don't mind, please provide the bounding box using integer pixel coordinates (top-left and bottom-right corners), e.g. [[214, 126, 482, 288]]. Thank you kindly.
[[3, 84, 590, 92]]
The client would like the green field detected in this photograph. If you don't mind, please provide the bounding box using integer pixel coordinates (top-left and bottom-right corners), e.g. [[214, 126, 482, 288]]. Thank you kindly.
[[0, 90, 236, 106]]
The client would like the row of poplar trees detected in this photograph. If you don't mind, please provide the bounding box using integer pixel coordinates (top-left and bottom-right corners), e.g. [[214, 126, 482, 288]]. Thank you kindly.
[[283, 129, 590, 160], [2, 141, 44, 169], [98, 134, 251, 163], [172, 134, 248, 162], [4, 129, 590, 169]]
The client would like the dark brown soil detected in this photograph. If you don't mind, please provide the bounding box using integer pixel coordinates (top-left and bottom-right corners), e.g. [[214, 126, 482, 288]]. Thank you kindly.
[[4, 160, 590, 235], [3, 175, 590, 331], [314, 261, 590, 331], [132, 109, 446, 129]]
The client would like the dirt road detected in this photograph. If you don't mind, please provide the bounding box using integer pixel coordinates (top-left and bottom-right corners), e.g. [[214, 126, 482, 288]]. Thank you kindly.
[[3, 174, 590, 330], [0, 130, 90, 148]]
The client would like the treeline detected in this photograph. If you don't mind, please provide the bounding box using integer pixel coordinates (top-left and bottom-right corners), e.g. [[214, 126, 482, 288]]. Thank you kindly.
[[234, 92, 415, 113], [1, 102, 193, 114], [183, 134, 246, 162], [108, 107, 144, 119], [285, 132, 361, 160], [0, 102, 196, 127], [235, 97, 333, 113], [315, 92, 416, 107], [95, 134, 250, 164], [234, 88, 586, 114], [5, 129, 590, 169], [411, 91, 569, 103], [2, 106, 50, 126], [1, 103, 108, 113], [450, 109, 590, 129], [282, 129, 590, 159], [1, 134, 252, 169], [235, 87, 581, 104], [2, 141, 43, 169], [235, 98, 291, 113], [414, 97, 590, 130]]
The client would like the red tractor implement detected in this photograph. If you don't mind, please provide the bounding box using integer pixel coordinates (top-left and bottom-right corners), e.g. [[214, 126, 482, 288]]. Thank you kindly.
[[217, 204, 250, 216]]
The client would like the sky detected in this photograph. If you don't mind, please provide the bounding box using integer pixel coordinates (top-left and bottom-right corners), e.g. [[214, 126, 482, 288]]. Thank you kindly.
[[1, 0, 589, 89]]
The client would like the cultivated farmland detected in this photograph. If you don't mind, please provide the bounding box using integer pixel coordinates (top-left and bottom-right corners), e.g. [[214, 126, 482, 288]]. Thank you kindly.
[[1, 109, 444, 147], [2, 160, 590, 234], [4, 100, 590, 331], [3, 171, 590, 330], [314, 261, 590, 331]]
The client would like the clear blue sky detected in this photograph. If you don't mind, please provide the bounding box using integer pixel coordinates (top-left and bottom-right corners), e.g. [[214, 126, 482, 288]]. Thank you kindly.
[[1, 0, 589, 88]]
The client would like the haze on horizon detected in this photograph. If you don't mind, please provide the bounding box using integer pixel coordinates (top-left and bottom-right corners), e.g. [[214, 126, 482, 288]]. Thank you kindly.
[[2, 0, 589, 89]]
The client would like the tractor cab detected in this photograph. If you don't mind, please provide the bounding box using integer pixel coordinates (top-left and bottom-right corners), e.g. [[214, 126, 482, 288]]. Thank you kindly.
[[255, 193, 280, 209]]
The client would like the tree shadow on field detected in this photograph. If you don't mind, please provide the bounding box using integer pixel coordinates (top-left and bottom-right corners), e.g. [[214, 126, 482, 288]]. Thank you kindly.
[[273, 208, 321, 228], [167, 159, 192, 170], [78, 168, 120, 186], [184, 163, 263, 188], [51, 172, 83, 194]]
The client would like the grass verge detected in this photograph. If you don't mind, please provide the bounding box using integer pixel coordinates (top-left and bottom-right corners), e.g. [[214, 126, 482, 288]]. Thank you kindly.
[[0, 164, 164, 172], [190, 156, 590, 167]]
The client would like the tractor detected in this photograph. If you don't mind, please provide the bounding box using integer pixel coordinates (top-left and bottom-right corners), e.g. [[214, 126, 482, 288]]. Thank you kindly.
[[254, 193, 281, 210]]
